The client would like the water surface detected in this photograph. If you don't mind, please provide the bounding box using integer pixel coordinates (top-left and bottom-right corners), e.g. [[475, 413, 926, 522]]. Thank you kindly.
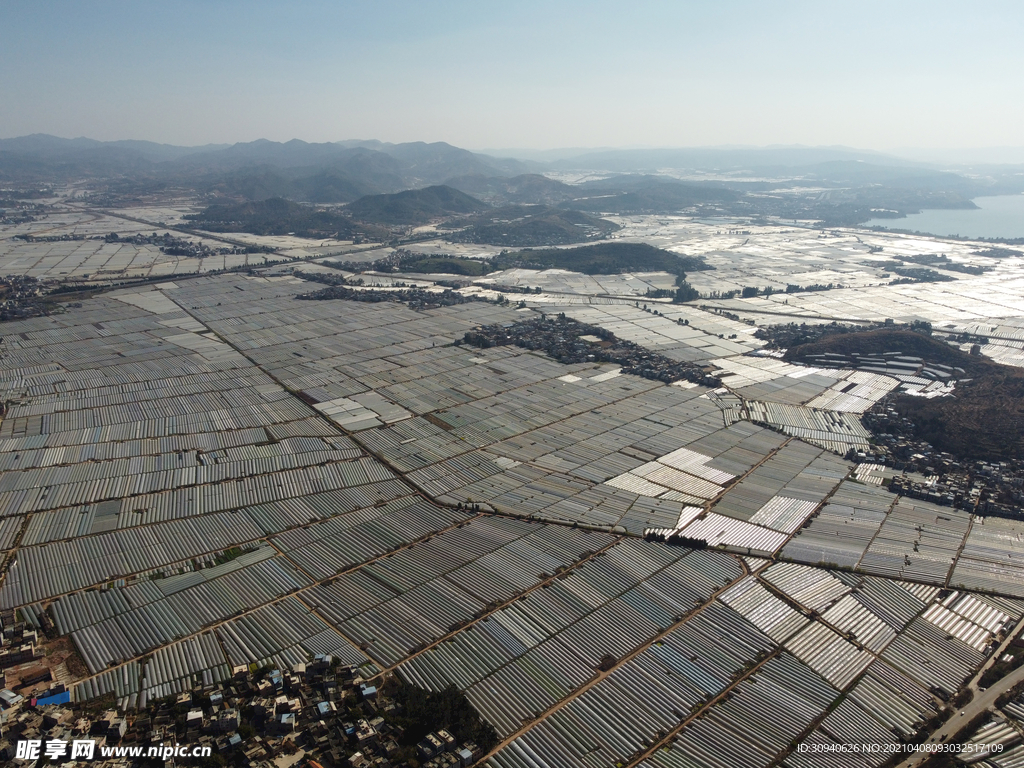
[[864, 194, 1024, 240]]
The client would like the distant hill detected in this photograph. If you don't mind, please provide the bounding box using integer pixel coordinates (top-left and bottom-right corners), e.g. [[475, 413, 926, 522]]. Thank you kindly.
[[770, 161, 981, 197], [374, 141, 529, 183], [345, 185, 488, 225], [289, 169, 375, 203], [0, 135, 531, 190], [185, 197, 385, 240], [548, 146, 914, 172], [328, 148, 407, 191], [393, 255, 492, 277], [180, 138, 525, 181], [446, 205, 618, 247], [444, 174, 578, 205], [208, 165, 378, 204], [565, 176, 740, 214], [0, 134, 228, 162], [494, 242, 712, 276], [3, 135, 1012, 225], [0, 134, 228, 181]]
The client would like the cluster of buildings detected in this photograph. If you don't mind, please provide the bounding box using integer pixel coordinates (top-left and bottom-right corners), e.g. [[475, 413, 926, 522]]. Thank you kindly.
[[462, 314, 721, 386], [0, 612, 77, 762], [0, 206, 40, 226], [855, 407, 1024, 518], [414, 730, 482, 768], [1, 699, 120, 764], [0, 274, 51, 321], [885, 459, 1024, 518], [752, 320, 888, 350], [103, 231, 260, 258], [12, 230, 259, 260], [0, 640, 485, 768], [0, 615, 45, 674], [330, 249, 409, 274]]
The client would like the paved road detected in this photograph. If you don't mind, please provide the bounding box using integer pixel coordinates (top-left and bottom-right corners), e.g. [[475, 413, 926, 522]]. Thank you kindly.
[[897, 621, 1024, 768]]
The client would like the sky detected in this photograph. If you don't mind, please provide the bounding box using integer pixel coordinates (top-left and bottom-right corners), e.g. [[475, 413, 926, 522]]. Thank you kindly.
[[2, 0, 1023, 154]]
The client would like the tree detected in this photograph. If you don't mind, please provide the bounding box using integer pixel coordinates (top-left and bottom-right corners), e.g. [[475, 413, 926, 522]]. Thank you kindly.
[[673, 281, 700, 303]]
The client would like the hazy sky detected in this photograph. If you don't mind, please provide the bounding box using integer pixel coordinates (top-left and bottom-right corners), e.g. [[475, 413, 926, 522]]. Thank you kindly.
[[3, 0, 1022, 151]]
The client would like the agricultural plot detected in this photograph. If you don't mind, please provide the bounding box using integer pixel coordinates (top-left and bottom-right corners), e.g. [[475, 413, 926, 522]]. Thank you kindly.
[[557, 303, 761, 362], [399, 544, 743, 734], [600, 216, 1005, 299], [950, 515, 1024, 594], [65, 515, 619, 709], [702, 269, 1024, 328], [2, 274, 1011, 597], [0, 207, 273, 280], [1, 243, 1023, 765], [482, 552, 1022, 768], [782, 480, 897, 567], [477, 269, 678, 298], [744, 401, 871, 453]]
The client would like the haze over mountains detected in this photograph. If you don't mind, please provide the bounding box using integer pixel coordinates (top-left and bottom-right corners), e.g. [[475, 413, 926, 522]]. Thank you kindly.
[[4, 134, 1024, 232], [5, 134, 1022, 188], [0, 135, 531, 190]]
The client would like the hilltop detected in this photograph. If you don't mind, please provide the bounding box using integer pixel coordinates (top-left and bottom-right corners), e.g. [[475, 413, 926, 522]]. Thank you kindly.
[[444, 174, 578, 205], [564, 176, 740, 214], [783, 328, 987, 374], [205, 166, 380, 204], [185, 198, 385, 239], [445, 205, 618, 247], [493, 242, 712, 276], [345, 185, 488, 226]]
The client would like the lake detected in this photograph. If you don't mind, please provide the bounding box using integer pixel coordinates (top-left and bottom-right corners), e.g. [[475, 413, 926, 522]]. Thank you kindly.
[[864, 194, 1024, 240]]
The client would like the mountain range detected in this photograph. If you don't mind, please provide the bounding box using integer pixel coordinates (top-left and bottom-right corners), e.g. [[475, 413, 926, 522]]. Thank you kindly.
[[4, 135, 1023, 229], [0, 135, 534, 194]]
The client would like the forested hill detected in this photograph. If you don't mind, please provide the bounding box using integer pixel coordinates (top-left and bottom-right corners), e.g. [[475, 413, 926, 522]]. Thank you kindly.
[[344, 185, 488, 225]]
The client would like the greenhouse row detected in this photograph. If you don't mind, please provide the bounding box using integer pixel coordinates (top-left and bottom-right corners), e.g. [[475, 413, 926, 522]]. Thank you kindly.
[[58, 551, 310, 673], [486, 601, 781, 767]]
